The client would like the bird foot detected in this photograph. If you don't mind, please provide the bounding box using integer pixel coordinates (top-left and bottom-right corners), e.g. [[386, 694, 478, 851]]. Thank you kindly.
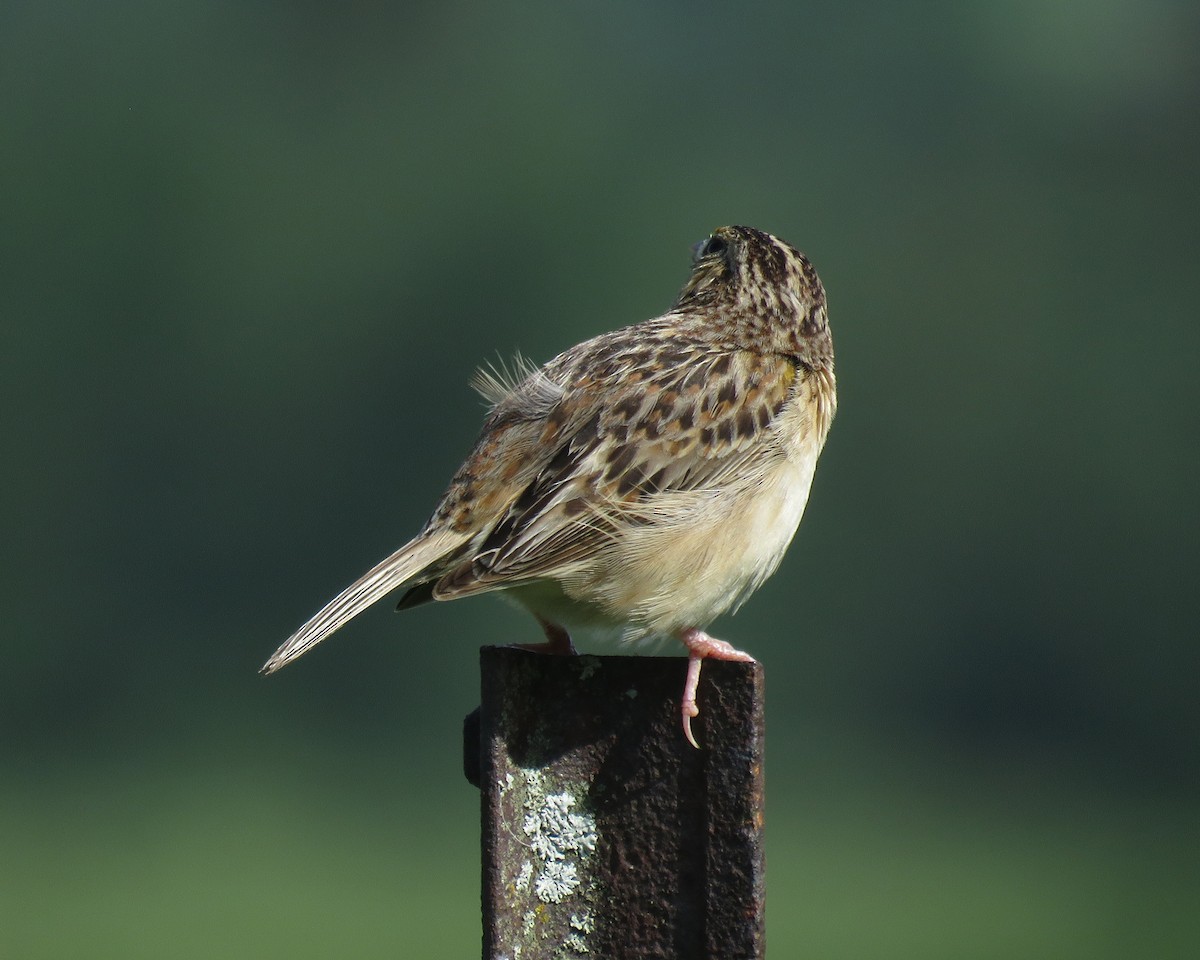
[[679, 628, 756, 749], [510, 619, 578, 656]]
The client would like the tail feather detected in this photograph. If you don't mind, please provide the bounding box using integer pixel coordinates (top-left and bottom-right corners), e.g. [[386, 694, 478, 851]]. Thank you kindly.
[[261, 531, 459, 675]]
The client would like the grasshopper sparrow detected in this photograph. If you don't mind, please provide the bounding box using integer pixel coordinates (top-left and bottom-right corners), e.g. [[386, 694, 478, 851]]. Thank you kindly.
[[263, 225, 836, 747]]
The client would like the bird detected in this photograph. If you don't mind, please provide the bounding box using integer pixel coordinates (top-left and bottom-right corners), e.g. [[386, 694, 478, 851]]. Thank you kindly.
[[262, 225, 836, 748]]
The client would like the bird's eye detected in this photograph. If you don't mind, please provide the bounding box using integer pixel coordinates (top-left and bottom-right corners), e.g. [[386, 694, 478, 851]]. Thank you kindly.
[[700, 235, 727, 259]]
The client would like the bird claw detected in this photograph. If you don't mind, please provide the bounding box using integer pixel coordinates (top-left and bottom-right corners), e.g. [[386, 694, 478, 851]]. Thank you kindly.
[[679, 628, 755, 749], [511, 619, 578, 655], [682, 684, 702, 750]]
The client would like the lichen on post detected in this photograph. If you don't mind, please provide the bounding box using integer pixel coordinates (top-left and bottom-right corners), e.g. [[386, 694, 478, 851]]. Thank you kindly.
[[473, 646, 765, 959]]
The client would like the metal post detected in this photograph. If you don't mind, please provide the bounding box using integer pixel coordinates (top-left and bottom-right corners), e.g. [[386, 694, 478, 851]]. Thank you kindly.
[[466, 646, 765, 959]]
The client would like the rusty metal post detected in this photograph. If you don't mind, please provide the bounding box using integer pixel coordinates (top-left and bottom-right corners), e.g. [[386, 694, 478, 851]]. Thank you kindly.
[[466, 646, 765, 959]]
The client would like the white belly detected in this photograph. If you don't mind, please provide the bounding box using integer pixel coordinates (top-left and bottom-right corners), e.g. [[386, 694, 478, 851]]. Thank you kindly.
[[510, 374, 834, 645], [510, 439, 822, 644]]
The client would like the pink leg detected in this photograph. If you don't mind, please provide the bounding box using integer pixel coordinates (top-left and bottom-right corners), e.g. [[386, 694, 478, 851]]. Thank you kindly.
[[679, 628, 756, 749], [512, 618, 578, 656]]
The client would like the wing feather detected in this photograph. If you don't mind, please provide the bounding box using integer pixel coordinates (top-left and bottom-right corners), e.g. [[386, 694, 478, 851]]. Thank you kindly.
[[431, 343, 797, 598]]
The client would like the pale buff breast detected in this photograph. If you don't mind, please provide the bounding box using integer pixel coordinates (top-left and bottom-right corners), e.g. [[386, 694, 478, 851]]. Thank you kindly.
[[509, 368, 834, 644]]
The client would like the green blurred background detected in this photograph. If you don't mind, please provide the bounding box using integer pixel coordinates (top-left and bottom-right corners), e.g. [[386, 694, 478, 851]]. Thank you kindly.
[[3, 1, 1197, 956]]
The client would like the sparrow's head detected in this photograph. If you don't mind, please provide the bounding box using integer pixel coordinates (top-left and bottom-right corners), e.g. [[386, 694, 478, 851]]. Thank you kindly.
[[676, 225, 832, 368]]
